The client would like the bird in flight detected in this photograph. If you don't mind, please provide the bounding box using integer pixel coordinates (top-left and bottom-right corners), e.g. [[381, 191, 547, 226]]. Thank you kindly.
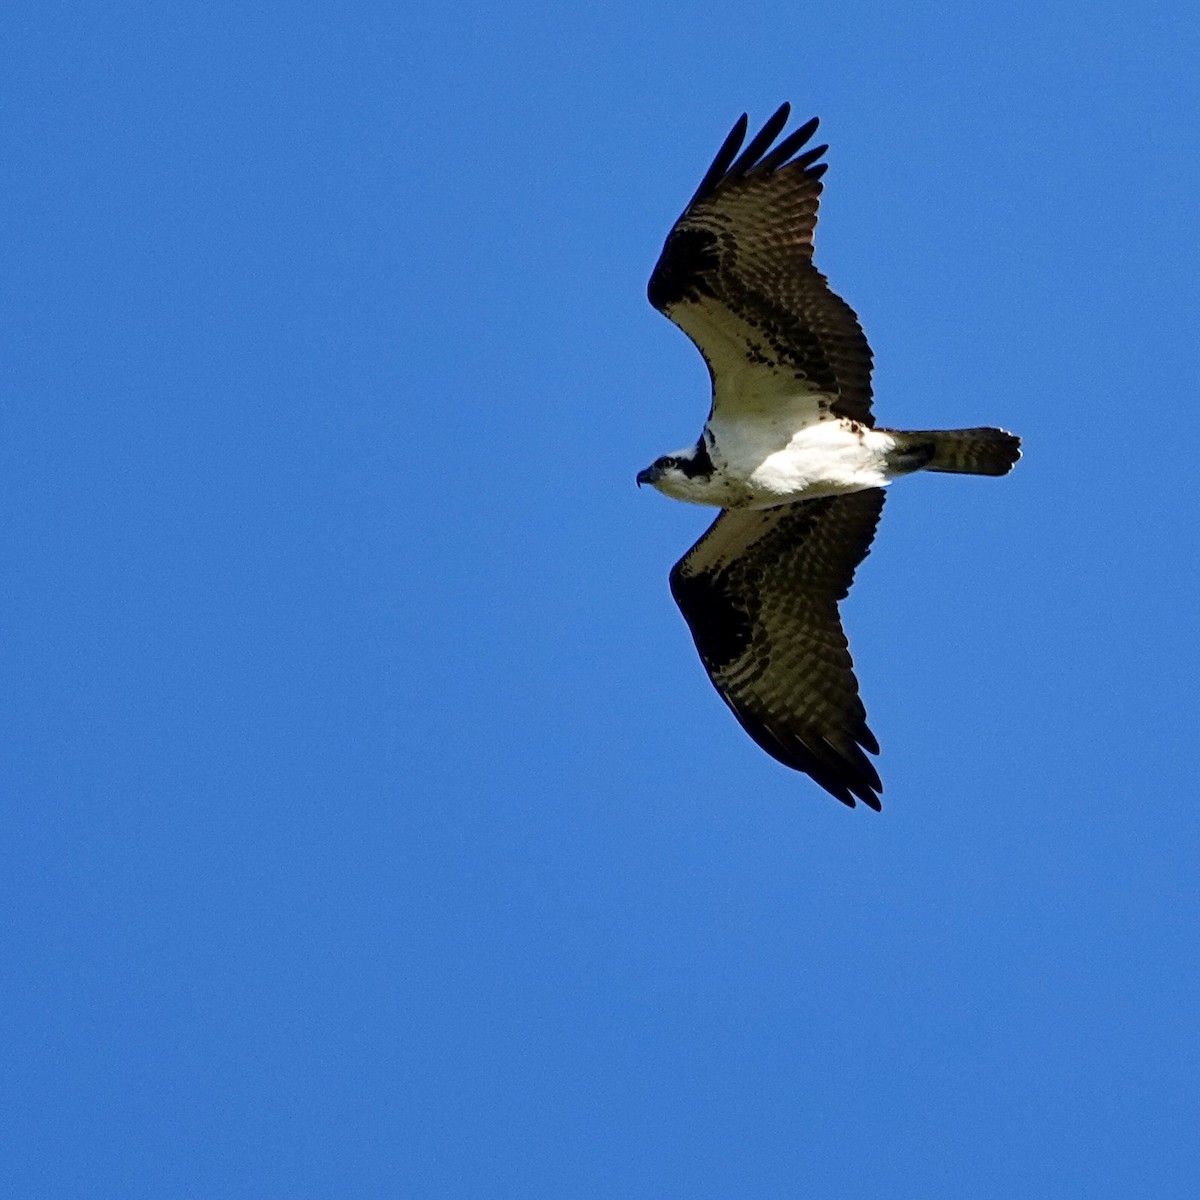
[[639, 104, 1020, 810]]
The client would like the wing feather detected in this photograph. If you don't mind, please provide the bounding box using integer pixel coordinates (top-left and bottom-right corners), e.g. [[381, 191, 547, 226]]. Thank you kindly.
[[669, 489, 886, 809], [685, 113, 748, 211], [648, 107, 874, 425], [729, 102, 793, 177]]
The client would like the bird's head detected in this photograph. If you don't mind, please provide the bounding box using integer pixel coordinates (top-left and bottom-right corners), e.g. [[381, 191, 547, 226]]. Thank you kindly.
[[636, 440, 718, 503]]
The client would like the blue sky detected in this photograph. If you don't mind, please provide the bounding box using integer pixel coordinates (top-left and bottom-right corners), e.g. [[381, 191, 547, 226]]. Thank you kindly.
[[4, 1, 1199, 1196]]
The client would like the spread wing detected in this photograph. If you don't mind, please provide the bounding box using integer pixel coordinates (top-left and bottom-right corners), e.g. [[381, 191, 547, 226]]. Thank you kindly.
[[648, 104, 874, 426], [669, 489, 886, 809]]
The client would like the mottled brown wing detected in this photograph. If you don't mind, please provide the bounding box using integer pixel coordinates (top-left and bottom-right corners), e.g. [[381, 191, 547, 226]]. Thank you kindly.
[[648, 104, 874, 425], [669, 489, 886, 809]]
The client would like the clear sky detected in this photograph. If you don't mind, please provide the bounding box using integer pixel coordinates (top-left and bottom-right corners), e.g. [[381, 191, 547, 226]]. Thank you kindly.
[[4, 1, 1199, 1196]]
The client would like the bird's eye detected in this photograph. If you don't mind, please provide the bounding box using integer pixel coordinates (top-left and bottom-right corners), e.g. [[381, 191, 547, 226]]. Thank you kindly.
[[657, 456, 677, 470]]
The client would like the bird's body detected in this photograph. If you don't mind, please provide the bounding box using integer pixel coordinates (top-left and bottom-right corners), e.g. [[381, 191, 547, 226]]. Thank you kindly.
[[648, 415, 901, 508], [640, 104, 1020, 810]]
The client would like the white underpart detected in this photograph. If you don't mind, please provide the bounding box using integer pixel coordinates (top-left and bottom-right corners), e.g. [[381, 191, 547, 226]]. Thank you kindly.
[[652, 389, 904, 508], [716, 412, 900, 507]]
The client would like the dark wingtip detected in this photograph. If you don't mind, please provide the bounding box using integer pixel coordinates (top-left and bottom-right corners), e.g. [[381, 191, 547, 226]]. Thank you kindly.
[[832, 763, 883, 811], [685, 105, 825, 209], [729, 102, 792, 177], [817, 746, 882, 811], [741, 718, 883, 811], [754, 117, 821, 174], [819, 772, 883, 812], [686, 112, 749, 209]]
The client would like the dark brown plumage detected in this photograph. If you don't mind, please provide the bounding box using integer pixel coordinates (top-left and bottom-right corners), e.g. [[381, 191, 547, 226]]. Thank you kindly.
[[670, 490, 886, 810], [648, 102, 874, 424]]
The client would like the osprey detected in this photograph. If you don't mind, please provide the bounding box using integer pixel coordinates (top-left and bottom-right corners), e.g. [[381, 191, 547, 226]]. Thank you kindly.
[[639, 104, 1020, 810]]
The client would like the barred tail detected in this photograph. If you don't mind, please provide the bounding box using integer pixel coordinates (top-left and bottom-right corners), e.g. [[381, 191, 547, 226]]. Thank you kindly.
[[889, 427, 1022, 477]]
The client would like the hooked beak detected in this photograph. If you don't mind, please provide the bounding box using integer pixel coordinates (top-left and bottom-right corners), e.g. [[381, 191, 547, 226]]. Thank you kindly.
[[636, 466, 659, 488]]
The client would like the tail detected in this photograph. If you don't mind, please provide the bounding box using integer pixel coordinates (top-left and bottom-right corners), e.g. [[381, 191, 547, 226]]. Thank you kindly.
[[887, 427, 1022, 477]]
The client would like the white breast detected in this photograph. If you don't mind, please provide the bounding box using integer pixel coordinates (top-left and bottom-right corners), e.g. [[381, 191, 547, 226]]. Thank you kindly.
[[711, 414, 900, 507]]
